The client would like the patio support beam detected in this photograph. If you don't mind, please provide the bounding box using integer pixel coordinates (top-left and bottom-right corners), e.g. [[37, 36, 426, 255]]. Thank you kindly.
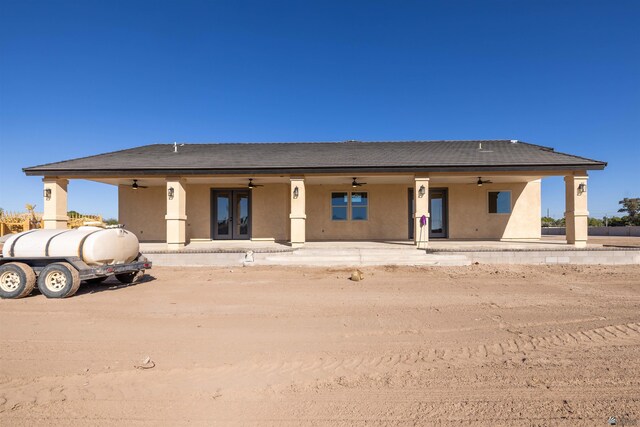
[[290, 177, 306, 248], [564, 172, 588, 248], [43, 177, 69, 229], [414, 176, 430, 249], [166, 178, 187, 250]]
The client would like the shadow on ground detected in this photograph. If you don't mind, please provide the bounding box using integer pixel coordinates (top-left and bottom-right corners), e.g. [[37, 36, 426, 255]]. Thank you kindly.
[[74, 274, 156, 296]]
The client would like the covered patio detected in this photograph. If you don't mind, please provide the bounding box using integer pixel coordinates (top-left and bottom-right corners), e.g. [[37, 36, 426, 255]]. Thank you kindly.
[[24, 140, 605, 250]]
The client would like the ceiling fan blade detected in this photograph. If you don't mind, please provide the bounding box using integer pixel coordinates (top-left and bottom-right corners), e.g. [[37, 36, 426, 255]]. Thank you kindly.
[[131, 179, 148, 189]]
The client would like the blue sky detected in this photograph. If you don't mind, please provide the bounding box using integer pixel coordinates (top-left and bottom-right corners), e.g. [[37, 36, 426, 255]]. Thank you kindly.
[[1, 0, 638, 219]]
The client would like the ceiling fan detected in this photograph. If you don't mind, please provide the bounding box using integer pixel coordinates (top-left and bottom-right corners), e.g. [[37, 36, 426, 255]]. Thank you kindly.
[[352, 177, 367, 187], [131, 179, 148, 190], [248, 179, 263, 189], [475, 177, 493, 187]]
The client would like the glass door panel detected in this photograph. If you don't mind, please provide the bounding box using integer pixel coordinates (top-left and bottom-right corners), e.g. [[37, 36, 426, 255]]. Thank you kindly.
[[234, 191, 250, 239], [429, 189, 447, 238], [212, 190, 251, 240], [215, 191, 232, 239], [408, 188, 414, 239]]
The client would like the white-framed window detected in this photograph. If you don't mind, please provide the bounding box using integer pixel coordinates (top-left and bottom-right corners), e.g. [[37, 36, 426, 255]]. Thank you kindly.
[[331, 191, 368, 221], [488, 190, 511, 214]]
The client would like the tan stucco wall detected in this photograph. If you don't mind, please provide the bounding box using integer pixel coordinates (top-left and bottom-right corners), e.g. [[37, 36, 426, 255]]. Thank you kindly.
[[121, 184, 290, 242], [447, 180, 541, 240], [251, 183, 289, 241], [119, 179, 541, 243], [119, 186, 166, 242], [306, 184, 409, 241], [185, 184, 211, 241]]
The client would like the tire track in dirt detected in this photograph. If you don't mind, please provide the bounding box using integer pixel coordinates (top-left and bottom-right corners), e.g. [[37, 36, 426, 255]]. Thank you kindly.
[[228, 322, 640, 379], [1, 322, 638, 412]]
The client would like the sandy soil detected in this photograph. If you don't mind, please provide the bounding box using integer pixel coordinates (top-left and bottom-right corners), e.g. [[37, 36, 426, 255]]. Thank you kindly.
[[587, 236, 640, 247], [1, 264, 639, 426]]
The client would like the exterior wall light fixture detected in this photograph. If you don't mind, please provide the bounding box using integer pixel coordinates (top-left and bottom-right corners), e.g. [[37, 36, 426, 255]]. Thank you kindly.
[[293, 186, 299, 199], [577, 183, 587, 195], [168, 187, 175, 200], [44, 188, 52, 200], [418, 185, 426, 198]]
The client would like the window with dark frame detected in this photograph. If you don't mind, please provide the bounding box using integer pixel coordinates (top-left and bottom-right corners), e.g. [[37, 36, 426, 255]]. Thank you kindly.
[[488, 191, 511, 214], [331, 192, 348, 220], [351, 192, 368, 220]]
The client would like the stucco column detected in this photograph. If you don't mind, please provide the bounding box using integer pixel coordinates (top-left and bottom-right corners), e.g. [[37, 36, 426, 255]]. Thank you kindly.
[[564, 172, 588, 248], [166, 178, 187, 250], [43, 178, 69, 229], [414, 177, 430, 249], [289, 177, 306, 248]]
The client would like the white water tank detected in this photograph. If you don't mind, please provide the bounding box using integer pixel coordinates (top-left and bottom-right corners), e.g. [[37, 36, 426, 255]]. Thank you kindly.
[[2, 226, 140, 266]]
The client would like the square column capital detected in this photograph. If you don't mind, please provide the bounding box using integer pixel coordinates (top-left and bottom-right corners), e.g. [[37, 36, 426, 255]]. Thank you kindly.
[[165, 177, 187, 184], [43, 177, 69, 185]]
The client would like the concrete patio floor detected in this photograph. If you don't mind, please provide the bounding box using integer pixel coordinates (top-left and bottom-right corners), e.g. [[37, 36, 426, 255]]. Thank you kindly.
[[139, 236, 640, 267], [139, 236, 640, 254]]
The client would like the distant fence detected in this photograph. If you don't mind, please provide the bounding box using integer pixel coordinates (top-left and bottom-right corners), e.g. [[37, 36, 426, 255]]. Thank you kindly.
[[0, 211, 103, 236], [542, 226, 640, 237], [0, 211, 42, 236]]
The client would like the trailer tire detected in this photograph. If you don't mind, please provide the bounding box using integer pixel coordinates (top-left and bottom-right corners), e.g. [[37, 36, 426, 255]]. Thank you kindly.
[[116, 270, 145, 284], [37, 262, 81, 298], [84, 276, 108, 285], [0, 262, 36, 299]]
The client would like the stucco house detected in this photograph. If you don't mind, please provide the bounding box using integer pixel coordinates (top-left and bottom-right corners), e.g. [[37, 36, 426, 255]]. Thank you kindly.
[[24, 140, 606, 249]]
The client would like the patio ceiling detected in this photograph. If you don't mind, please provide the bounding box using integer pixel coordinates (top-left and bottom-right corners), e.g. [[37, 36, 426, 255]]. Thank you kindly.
[[85, 173, 542, 187]]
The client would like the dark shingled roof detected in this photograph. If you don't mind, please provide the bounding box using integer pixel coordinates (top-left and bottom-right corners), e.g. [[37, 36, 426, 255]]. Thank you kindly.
[[23, 140, 606, 176]]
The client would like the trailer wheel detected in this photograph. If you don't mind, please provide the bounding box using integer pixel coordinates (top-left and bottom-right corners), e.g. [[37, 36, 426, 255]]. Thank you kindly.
[[0, 262, 36, 299], [37, 262, 81, 298], [115, 270, 145, 284], [84, 276, 108, 285]]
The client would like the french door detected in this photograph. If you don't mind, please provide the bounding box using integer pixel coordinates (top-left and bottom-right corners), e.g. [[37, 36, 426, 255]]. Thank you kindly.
[[211, 190, 251, 240], [428, 189, 448, 238], [408, 188, 448, 239]]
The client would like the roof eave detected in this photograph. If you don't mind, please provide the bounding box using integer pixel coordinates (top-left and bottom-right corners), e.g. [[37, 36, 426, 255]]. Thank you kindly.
[[23, 162, 607, 177]]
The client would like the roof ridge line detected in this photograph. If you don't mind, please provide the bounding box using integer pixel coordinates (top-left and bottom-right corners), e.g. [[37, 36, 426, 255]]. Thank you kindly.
[[153, 139, 515, 145]]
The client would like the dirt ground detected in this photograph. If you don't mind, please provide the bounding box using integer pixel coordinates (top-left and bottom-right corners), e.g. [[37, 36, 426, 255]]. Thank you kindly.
[[1, 264, 639, 426]]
